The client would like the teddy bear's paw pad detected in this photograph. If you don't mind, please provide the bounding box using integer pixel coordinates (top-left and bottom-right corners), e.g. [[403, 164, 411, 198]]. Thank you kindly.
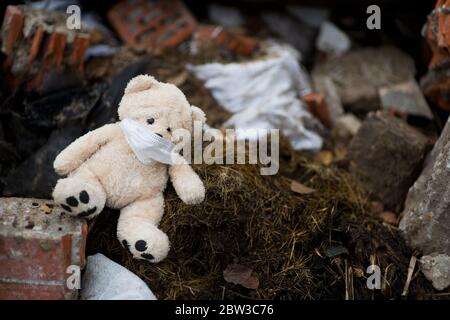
[[59, 190, 101, 219], [117, 224, 170, 263], [120, 239, 155, 262], [135, 240, 156, 261], [141, 253, 154, 261]]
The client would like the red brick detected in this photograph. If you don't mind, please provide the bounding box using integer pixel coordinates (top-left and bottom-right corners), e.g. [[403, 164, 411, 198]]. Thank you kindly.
[[194, 25, 259, 56], [304, 92, 332, 128], [0, 5, 24, 55], [0, 5, 90, 92], [0, 198, 86, 300], [0, 283, 74, 300], [28, 26, 44, 64], [71, 35, 90, 72], [421, 0, 450, 111], [108, 0, 197, 51]]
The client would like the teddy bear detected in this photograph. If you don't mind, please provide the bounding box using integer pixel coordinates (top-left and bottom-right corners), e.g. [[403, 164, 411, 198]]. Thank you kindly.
[[52, 74, 206, 263]]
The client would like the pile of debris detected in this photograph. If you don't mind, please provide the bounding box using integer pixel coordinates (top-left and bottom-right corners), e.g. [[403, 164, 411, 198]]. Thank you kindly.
[[0, 0, 449, 300]]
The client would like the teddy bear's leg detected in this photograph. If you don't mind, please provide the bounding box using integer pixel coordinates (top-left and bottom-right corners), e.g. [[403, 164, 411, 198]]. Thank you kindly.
[[53, 169, 106, 220], [117, 194, 170, 263]]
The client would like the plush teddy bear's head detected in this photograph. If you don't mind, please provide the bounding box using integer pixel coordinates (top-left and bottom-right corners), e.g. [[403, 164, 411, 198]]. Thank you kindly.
[[118, 75, 206, 141]]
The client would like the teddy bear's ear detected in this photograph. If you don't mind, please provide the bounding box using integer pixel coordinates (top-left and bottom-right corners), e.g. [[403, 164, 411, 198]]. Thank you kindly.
[[191, 105, 206, 126], [124, 75, 159, 94]]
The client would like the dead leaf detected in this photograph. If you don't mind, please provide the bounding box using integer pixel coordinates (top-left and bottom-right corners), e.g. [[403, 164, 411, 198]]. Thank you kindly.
[[223, 263, 259, 290], [379, 211, 398, 225], [316, 150, 333, 166], [290, 180, 316, 195]]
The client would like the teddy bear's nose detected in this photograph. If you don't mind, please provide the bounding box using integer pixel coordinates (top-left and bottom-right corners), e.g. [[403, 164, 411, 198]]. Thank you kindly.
[[155, 133, 163, 138]]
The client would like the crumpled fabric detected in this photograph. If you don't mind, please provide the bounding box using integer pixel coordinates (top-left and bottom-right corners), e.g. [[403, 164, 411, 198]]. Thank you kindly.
[[119, 118, 177, 165], [187, 42, 323, 151], [81, 253, 157, 300]]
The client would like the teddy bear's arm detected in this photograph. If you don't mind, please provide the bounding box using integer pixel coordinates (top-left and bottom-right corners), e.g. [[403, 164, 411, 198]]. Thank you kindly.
[[54, 123, 119, 176], [169, 156, 205, 205]]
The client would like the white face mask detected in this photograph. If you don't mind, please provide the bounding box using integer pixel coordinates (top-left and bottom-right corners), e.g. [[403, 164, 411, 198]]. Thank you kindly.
[[119, 118, 177, 165]]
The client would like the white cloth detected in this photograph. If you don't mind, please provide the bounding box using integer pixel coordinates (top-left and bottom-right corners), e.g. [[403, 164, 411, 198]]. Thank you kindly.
[[120, 118, 177, 165], [81, 253, 157, 300], [188, 42, 323, 151]]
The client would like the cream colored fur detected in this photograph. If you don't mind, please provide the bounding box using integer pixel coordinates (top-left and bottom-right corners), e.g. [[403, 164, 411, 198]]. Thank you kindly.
[[53, 75, 206, 263]]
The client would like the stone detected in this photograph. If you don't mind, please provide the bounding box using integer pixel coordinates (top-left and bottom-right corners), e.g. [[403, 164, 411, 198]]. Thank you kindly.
[[399, 117, 450, 255], [0, 197, 87, 299], [331, 113, 361, 145], [312, 46, 416, 115], [348, 112, 430, 212], [316, 21, 351, 56], [420, 254, 450, 291], [379, 80, 433, 120]]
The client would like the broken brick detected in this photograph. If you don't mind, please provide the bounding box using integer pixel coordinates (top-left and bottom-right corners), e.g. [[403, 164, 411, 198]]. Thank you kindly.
[[194, 24, 259, 56], [71, 35, 90, 72], [28, 26, 44, 65], [107, 0, 197, 52], [0, 5, 24, 55], [304, 92, 332, 128], [0, 198, 87, 300], [0, 5, 90, 92], [421, 0, 450, 111]]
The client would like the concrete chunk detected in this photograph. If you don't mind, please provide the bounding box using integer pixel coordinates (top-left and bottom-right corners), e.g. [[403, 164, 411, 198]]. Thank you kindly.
[[348, 112, 430, 212], [0, 198, 87, 299]]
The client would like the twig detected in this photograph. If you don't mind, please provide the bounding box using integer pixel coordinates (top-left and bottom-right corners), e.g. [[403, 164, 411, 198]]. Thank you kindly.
[[402, 255, 417, 297]]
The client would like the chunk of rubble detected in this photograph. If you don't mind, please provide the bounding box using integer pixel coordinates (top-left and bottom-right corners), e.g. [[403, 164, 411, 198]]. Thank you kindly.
[[193, 25, 259, 57], [313, 75, 344, 126], [399, 117, 450, 256], [0, 197, 87, 299], [107, 0, 196, 52], [348, 112, 430, 212], [312, 47, 416, 115], [420, 0, 450, 111], [379, 80, 433, 120], [315, 21, 351, 56], [331, 113, 361, 145], [420, 254, 450, 291], [0, 5, 90, 92]]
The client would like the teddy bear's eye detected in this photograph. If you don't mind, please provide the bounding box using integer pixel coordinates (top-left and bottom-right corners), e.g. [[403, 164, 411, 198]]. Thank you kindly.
[[147, 118, 155, 125], [167, 127, 171, 132]]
